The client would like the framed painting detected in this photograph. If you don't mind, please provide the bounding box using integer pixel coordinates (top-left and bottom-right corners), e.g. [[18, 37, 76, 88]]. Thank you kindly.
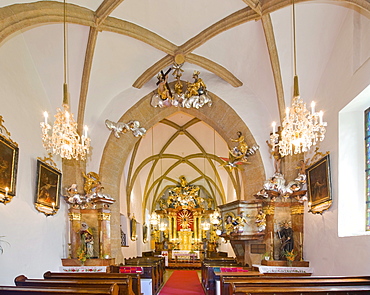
[[35, 158, 61, 216], [306, 153, 332, 214], [143, 223, 148, 243], [0, 133, 19, 202], [130, 215, 137, 241]]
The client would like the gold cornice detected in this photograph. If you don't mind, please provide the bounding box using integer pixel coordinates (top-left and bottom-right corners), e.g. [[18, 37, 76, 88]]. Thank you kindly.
[[291, 204, 304, 215], [99, 212, 111, 221], [69, 212, 82, 221]]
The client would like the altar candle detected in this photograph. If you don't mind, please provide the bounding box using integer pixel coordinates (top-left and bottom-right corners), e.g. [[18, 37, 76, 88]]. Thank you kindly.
[[272, 121, 276, 135], [52, 202, 55, 211], [5, 187, 8, 196], [270, 231, 273, 241], [300, 232, 302, 245]]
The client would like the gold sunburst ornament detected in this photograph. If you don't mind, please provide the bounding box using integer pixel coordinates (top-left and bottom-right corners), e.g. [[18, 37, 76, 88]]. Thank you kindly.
[[177, 210, 193, 230]]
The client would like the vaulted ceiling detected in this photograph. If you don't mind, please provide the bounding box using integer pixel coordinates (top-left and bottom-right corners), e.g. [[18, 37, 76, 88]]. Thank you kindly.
[[1, 0, 369, 209]]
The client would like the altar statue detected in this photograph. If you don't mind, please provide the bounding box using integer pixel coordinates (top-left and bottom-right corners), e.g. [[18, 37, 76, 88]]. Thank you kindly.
[[279, 221, 294, 259]]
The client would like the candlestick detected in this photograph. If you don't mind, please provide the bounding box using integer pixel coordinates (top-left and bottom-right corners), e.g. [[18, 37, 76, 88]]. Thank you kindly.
[[272, 122, 276, 134], [300, 232, 302, 245]]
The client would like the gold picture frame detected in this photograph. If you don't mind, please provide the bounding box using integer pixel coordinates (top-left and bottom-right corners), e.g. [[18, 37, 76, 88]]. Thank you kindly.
[[35, 157, 61, 216], [0, 117, 19, 204], [130, 214, 137, 241], [306, 153, 332, 214]]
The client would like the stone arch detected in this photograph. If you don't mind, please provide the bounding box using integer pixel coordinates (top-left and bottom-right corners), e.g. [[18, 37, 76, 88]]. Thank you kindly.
[[99, 90, 265, 262]]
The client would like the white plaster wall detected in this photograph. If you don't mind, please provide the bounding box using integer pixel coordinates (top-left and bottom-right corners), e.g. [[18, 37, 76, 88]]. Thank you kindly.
[[0, 34, 68, 285], [0, 3, 370, 286], [304, 10, 370, 275]]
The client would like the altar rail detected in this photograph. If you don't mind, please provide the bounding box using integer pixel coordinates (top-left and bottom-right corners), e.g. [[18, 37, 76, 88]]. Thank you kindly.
[[43, 271, 140, 295], [221, 275, 370, 295]]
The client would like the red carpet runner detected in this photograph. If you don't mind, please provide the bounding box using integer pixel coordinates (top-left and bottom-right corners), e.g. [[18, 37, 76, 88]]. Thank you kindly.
[[160, 270, 205, 295]]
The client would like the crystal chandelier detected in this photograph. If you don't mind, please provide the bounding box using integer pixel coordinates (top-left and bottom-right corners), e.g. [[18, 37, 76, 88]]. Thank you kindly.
[[150, 212, 160, 226], [270, 0, 326, 157], [40, 0, 90, 160]]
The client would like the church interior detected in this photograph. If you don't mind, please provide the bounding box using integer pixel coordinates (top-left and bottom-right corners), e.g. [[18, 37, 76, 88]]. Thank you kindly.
[[0, 0, 370, 292]]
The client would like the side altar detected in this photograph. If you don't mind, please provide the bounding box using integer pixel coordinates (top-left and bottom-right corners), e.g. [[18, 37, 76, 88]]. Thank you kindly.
[[62, 172, 116, 267]]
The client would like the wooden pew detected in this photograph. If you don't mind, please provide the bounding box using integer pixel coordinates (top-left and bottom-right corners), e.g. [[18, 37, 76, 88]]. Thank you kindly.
[[15, 275, 134, 295], [110, 263, 159, 295], [201, 258, 242, 295], [221, 276, 370, 295], [0, 283, 119, 295], [232, 284, 370, 294], [125, 256, 165, 287], [118, 256, 165, 295], [43, 271, 141, 295]]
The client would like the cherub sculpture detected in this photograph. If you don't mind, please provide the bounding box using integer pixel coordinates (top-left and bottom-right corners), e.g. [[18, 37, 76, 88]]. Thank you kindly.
[[105, 119, 146, 138]]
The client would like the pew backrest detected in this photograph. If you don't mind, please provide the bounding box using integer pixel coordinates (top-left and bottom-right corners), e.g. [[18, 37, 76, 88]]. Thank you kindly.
[[43, 272, 140, 295], [15, 275, 134, 295], [0, 284, 119, 295]]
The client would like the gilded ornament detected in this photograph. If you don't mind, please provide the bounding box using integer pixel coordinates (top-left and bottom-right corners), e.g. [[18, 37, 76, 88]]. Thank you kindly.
[[69, 212, 82, 220], [98, 212, 111, 221]]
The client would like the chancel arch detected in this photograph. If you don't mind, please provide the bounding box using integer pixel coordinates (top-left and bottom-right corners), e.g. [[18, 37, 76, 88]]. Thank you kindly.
[[98, 90, 265, 262]]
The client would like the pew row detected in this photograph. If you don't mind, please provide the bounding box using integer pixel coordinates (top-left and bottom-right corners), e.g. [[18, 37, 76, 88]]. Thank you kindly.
[[201, 257, 248, 295], [109, 256, 165, 295], [231, 285, 370, 294], [15, 275, 134, 295], [221, 276, 370, 295], [0, 284, 119, 295], [43, 271, 140, 295]]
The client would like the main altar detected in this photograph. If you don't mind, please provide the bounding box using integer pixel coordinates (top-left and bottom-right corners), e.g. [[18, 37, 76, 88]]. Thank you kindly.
[[150, 176, 219, 254]]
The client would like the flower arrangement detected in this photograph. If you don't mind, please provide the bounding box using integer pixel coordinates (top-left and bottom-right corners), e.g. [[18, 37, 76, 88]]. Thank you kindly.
[[77, 248, 90, 264], [261, 252, 270, 261], [284, 249, 296, 265]]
